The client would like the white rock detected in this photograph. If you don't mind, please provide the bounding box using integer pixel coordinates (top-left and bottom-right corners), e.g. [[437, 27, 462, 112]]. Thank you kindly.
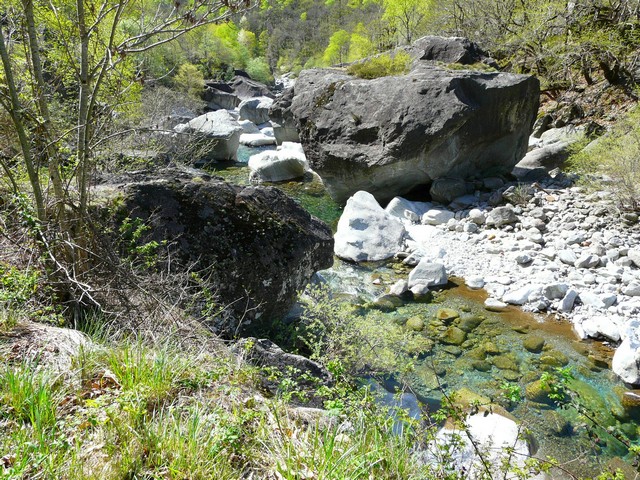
[[178, 110, 243, 161], [628, 248, 640, 268], [463, 222, 479, 233], [389, 279, 408, 296], [612, 320, 640, 385], [579, 291, 607, 310], [466, 276, 485, 289], [467, 208, 486, 225], [422, 209, 455, 226], [581, 315, 621, 342], [248, 149, 308, 182], [408, 260, 448, 288], [238, 96, 274, 124], [543, 283, 569, 300], [623, 283, 640, 297], [386, 197, 432, 221], [427, 412, 532, 479], [238, 119, 260, 133], [503, 286, 534, 305], [485, 298, 508, 311], [574, 254, 600, 269], [558, 249, 578, 265], [334, 191, 406, 262], [240, 133, 277, 146], [560, 289, 579, 313]]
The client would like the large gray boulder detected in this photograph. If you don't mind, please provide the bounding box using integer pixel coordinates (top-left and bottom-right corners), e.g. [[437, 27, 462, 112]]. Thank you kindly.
[[203, 76, 274, 111], [176, 110, 243, 161], [239, 96, 274, 125], [269, 87, 301, 144], [405, 36, 498, 68], [275, 39, 539, 204], [107, 167, 334, 335], [334, 191, 406, 262]]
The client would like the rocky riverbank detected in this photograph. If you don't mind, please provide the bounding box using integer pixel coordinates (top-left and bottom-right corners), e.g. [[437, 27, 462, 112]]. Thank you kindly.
[[334, 172, 640, 385]]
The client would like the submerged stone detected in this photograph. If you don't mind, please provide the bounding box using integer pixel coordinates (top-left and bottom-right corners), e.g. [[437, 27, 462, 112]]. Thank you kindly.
[[406, 316, 425, 331], [523, 335, 546, 353], [540, 350, 569, 368], [473, 360, 492, 372], [436, 308, 460, 323], [492, 355, 520, 372], [459, 315, 484, 332], [441, 326, 467, 346], [525, 380, 555, 405]]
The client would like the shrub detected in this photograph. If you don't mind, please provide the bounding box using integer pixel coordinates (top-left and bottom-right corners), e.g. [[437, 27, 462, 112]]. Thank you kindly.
[[347, 51, 411, 79], [568, 105, 640, 210], [246, 57, 273, 84], [173, 63, 205, 99]]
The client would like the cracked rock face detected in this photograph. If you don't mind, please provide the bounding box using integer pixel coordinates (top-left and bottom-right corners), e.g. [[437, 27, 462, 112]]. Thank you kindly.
[[275, 37, 539, 205], [103, 167, 334, 335]]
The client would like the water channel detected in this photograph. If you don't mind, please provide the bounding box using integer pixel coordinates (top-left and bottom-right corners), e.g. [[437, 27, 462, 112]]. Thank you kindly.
[[210, 146, 640, 478]]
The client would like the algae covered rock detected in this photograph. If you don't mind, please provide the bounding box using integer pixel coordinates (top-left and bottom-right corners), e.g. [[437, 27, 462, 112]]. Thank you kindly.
[[441, 326, 467, 346], [406, 316, 425, 332], [523, 335, 546, 353]]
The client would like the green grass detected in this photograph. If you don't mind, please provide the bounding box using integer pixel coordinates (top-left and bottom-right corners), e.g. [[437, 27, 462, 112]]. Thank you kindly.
[[0, 328, 435, 479]]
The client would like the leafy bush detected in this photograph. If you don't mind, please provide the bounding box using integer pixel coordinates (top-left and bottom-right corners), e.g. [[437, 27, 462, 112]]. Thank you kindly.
[[173, 63, 204, 99], [246, 57, 273, 84], [568, 106, 640, 210], [347, 52, 411, 79]]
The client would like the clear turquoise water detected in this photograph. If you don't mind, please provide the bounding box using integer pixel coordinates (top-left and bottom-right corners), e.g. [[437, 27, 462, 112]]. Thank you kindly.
[[322, 258, 640, 478], [206, 145, 343, 230], [212, 146, 639, 477]]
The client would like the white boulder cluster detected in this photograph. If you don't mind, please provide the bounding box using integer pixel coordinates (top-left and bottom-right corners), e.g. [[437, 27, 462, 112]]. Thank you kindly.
[[172, 93, 310, 183], [334, 180, 640, 385]]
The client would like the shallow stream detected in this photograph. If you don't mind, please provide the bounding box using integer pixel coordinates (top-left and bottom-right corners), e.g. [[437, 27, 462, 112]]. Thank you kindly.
[[211, 147, 640, 478]]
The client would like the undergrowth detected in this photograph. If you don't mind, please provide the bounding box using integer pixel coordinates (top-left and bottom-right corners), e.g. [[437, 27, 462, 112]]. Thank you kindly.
[[568, 105, 640, 210], [347, 52, 411, 79]]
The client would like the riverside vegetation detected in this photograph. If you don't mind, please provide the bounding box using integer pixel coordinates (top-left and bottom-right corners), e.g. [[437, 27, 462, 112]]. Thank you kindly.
[[2, 1, 640, 479]]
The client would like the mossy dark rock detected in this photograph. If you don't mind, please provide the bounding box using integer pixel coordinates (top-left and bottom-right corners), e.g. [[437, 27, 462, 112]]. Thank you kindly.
[[282, 43, 540, 204], [523, 335, 546, 353], [106, 167, 334, 335], [441, 326, 467, 345]]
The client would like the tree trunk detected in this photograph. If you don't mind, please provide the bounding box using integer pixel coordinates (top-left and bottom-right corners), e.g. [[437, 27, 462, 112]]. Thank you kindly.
[[0, 24, 46, 222]]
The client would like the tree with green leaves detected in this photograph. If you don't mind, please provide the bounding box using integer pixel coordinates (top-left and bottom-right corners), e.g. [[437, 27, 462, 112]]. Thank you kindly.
[[0, 0, 256, 310], [382, 0, 432, 45]]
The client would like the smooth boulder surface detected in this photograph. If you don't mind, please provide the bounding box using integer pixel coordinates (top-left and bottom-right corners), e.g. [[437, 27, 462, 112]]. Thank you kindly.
[[204, 76, 274, 111], [425, 411, 533, 478], [334, 191, 406, 262], [277, 37, 539, 204], [239, 96, 274, 125], [107, 168, 333, 334], [176, 110, 242, 161], [248, 143, 309, 182], [408, 260, 448, 288], [613, 320, 640, 385]]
